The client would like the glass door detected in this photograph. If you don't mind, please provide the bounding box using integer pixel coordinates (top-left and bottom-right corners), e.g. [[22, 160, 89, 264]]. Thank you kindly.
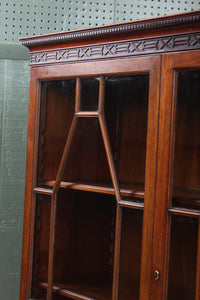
[[151, 52, 200, 300], [167, 56, 200, 300], [27, 56, 161, 300]]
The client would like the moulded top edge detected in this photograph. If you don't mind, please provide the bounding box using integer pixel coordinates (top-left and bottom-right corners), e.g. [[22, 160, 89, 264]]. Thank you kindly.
[[19, 11, 200, 49]]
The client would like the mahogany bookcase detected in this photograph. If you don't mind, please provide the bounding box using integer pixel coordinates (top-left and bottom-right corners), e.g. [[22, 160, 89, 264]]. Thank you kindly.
[[20, 11, 200, 300]]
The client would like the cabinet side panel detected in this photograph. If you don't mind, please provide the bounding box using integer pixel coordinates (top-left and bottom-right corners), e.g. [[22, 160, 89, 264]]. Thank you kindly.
[[20, 70, 40, 300]]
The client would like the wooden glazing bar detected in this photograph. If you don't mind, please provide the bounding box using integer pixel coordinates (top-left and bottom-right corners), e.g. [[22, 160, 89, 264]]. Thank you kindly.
[[98, 77, 122, 300], [98, 75, 105, 114], [33, 187, 53, 195], [99, 114, 121, 202], [75, 77, 81, 113], [112, 204, 122, 300], [168, 207, 200, 217], [47, 193, 57, 300], [75, 111, 99, 117], [53, 116, 78, 193], [47, 116, 78, 300], [195, 219, 200, 300], [119, 200, 144, 210]]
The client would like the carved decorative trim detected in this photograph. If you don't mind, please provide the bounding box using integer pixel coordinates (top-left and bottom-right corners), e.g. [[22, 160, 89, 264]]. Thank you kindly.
[[21, 11, 200, 48], [29, 32, 200, 66]]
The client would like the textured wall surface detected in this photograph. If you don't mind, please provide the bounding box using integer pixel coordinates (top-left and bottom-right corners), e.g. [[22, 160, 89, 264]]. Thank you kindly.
[[0, 0, 199, 42], [0, 59, 29, 300], [0, 1, 200, 300]]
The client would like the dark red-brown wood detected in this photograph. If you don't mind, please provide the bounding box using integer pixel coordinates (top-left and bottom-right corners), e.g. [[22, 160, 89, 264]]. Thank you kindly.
[[20, 11, 200, 300]]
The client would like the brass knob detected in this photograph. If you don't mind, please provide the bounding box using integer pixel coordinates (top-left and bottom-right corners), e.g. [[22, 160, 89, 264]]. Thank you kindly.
[[154, 270, 160, 281]]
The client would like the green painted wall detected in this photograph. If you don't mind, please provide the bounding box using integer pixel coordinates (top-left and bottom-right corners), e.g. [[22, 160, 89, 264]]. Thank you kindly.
[[0, 1, 200, 299], [0, 56, 29, 300]]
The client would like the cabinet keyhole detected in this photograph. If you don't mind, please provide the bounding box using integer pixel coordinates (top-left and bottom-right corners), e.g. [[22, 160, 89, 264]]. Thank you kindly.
[[154, 270, 160, 281]]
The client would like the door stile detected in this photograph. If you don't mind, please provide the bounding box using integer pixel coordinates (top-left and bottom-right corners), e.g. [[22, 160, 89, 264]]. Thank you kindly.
[[161, 69, 178, 300], [139, 56, 161, 300], [149, 54, 174, 300]]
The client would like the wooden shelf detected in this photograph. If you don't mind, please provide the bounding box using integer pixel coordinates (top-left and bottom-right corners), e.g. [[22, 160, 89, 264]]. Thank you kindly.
[[38, 274, 139, 300], [33, 182, 200, 209], [34, 180, 145, 199], [38, 275, 112, 300], [33, 186, 53, 195]]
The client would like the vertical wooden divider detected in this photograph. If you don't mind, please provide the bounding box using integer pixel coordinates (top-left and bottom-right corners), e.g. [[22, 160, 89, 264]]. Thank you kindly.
[[98, 76, 122, 300], [46, 74, 122, 300], [46, 78, 81, 300]]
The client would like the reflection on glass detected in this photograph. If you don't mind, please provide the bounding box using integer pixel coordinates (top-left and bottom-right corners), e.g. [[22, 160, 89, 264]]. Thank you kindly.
[[118, 209, 143, 300], [173, 71, 200, 209], [80, 77, 99, 111], [53, 190, 115, 300], [167, 216, 198, 300], [31, 195, 51, 299], [105, 75, 149, 202], [37, 80, 76, 185]]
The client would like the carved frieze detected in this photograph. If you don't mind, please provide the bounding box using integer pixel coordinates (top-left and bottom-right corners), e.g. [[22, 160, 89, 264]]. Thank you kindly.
[[30, 33, 200, 66]]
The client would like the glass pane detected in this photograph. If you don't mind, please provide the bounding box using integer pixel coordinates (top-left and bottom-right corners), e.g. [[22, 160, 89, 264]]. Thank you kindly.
[[118, 209, 143, 300], [37, 80, 75, 186], [80, 77, 99, 111], [172, 71, 200, 209], [167, 216, 198, 300], [31, 194, 51, 299], [62, 117, 112, 187], [53, 190, 116, 300], [105, 75, 149, 202]]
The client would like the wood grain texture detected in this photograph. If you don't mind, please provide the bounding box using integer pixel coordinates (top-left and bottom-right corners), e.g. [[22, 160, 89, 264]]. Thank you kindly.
[[150, 54, 174, 300], [19, 72, 41, 300], [27, 32, 200, 66], [139, 56, 161, 300], [20, 13, 200, 300]]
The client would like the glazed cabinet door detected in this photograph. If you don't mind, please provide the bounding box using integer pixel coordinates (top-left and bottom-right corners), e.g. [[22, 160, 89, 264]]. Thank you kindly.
[[20, 56, 161, 300], [151, 51, 200, 300]]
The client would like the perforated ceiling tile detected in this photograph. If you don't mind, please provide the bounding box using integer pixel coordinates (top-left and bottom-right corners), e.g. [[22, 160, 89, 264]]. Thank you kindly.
[[0, 0, 200, 43], [63, 0, 115, 31], [115, 0, 200, 22]]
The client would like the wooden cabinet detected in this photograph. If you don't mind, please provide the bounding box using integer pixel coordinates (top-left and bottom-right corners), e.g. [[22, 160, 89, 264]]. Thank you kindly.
[[19, 11, 200, 300]]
